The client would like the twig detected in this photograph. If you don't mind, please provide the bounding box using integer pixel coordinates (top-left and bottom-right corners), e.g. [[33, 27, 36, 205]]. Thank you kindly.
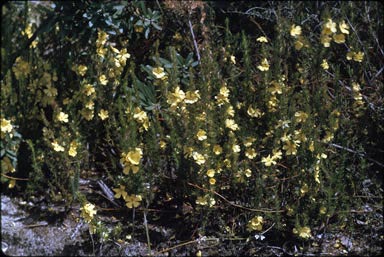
[[324, 70, 376, 111], [187, 182, 284, 213], [155, 239, 197, 255], [330, 143, 384, 168], [1, 173, 29, 180], [143, 210, 152, 256], [188, 18, 201, 64]]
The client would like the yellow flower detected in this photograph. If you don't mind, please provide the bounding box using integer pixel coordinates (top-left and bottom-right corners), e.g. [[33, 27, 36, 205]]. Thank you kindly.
[[245, 168, 252, 177], [196, 196, 208, 206], [97, 47, 107, 57], [96, 31, 108, 46], [353, 51, 364, 62], [290, 25, 302, 37], [321, 59, 329, 70], [320, 34, 332, 47], [125, 194, 142, 208], [22, 24, 33, 38], [159, 140, 167, 149], [308, 141, 315, 152], [245, 148, 257, 159], [219, 86, 230, 97], [1, 156, 15, 173], [113, 185, 128, 199], [131, 107, 150, 130], [116, 48, 131, 65], [123, 164, 140, 175], [232, 144, 241, 153], [77, 65, 88, 76], [8, 179, 16, 189], [225, 119, 239, 131], [226, 105, 235, 117], [57, 112, 69, 123], [230, 55, 236, 64], [294, 39, 304, 50], [125, 148, 143, 165], [51, 140, 65, 152], [283, 140, 300, 155], [196, 129, 207, 141], [12, 57, 31, 80], [99, 75, 108, 85], [300, 183, 309, 195], [98, 109, 109, 120], [243, 137, 256, 147], [268, 80, 283, 95], [1, 118, 13, 133], [261, 154, 276, 167], [215, 86, 230, 106], [81, 109, 94, 120], [209, 178, 216, 185], [333, 33, 345, 44], [247, 216, 263, 231], [152, 67, 167, 80], [272, 149, 283, 160], [257, 58, 269, 71], [280, 133, 291, 143], [206, 169, 215, 177], [339, 20, 349, 34], [68, 141, 78, 157], [213, 145, 222, 155], [192, 151, 206, 165], [167, 86, 186, 107], [293, 226, 311, 239], [85, 101, 94, 110], [325, 19, 337, 33], [247, 106, 263, 118], [314, 169, 320, 184], [84, 84, 95, 96], [134, 25, 144, 33], [80, 203, 97, 223], [256, 36, 268, 43], [294, 111, 308, 123], [184, 90, 200, 104]]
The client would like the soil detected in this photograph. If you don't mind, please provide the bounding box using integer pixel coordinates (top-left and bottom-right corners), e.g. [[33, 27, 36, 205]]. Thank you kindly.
[[1, 192, 383, 256]]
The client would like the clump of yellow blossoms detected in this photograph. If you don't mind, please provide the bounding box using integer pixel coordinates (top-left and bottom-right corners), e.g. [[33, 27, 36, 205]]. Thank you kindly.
[[120, 147, 143, 174], [293, 226, 311, 239], [346, 50, 364, 62], [320, 19, 349, 47], [113, 184, 143, 208], [80, 202, 97, 223]]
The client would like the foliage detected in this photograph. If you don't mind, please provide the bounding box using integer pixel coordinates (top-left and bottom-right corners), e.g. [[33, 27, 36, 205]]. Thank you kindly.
[[1, 0, 383, 247]]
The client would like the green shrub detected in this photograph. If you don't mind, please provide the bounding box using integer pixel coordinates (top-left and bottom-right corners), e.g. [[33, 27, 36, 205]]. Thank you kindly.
[[1, 0, 383, 244]]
